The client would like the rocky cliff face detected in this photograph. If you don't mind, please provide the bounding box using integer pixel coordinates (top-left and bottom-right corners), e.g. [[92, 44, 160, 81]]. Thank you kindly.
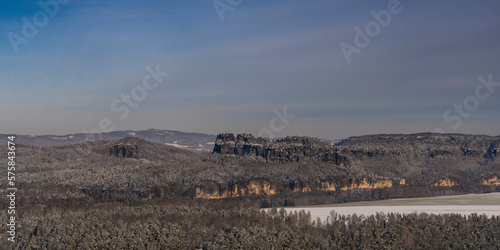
[[335, 133, 500, 178], [213, 132, 500, 170], [486, 141, 499, 159], [96, 132, 500, 202], [211, 132, 500, 190], [110, 143, 138, 158], [481, 175, 500, 186], [213, 133, 348, 165], [191, 177, 403, 200], [336, 133, 500, 160]]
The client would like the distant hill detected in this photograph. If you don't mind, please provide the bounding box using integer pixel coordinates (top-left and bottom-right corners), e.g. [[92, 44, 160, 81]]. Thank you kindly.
[[1, 129, 216, 153]]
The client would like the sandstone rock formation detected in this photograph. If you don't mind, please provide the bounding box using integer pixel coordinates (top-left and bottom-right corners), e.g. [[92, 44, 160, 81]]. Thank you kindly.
[[336, 133, 499, 161], [213, 133, 348, 165], [110, 143, 138, 158], [481, 175, 500, 186], [193, 177, 401, 199], [210, 132, 500, 194], [486, 141, 499, 159], [334, 133, 500, 181], [431, 178, 459, 187]]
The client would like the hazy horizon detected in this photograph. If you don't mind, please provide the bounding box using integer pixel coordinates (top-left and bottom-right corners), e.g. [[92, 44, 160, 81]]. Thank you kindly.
[[2, 1, 499, 139], [3, 128, 499, 142]]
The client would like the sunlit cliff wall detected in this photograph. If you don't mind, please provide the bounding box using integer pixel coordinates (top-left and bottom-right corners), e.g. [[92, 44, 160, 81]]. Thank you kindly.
[[195, 181, 277, 199], [340, 177, 393, 190], [431, 178, 458, 187], [399, 179, 408, 186], [481, 176, 500, 186], [194, 177, 399, 199]]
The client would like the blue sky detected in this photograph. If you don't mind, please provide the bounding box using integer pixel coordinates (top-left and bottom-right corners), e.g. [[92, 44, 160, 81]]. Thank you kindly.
[[1, 0, 499, 139]]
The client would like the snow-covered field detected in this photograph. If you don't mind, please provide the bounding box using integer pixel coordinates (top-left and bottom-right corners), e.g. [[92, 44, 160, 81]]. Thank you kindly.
[[284, 205, 500, 222], [274, 193, 500, 222]]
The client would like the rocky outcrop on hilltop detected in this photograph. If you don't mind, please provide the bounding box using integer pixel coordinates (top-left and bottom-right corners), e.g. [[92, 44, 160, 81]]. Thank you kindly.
[[486, 141, 499, 159], [212, 132, 500, 170], [110, 143, 138, 158], [213, 133, 348, 165]]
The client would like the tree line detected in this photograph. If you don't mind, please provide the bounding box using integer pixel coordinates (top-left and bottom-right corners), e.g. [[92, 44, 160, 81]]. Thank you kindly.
[[1, 198, 498, 249]]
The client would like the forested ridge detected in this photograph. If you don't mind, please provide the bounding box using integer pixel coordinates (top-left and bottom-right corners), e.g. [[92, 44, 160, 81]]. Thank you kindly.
[[1, 134, 499, 206], [1, 132, 499, 248]]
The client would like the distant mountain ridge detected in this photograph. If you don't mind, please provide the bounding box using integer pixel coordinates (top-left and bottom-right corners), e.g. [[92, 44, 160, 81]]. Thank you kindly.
[[0, 129, 216, 152]]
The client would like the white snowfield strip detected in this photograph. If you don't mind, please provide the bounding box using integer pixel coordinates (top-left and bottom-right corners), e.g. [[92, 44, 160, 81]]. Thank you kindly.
[[283, 205, 500, 222], [269, 193, 500, 222]]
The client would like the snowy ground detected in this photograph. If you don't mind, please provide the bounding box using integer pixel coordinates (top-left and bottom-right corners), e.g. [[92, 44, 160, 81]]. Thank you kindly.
[[271, 193, 500, 222]]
